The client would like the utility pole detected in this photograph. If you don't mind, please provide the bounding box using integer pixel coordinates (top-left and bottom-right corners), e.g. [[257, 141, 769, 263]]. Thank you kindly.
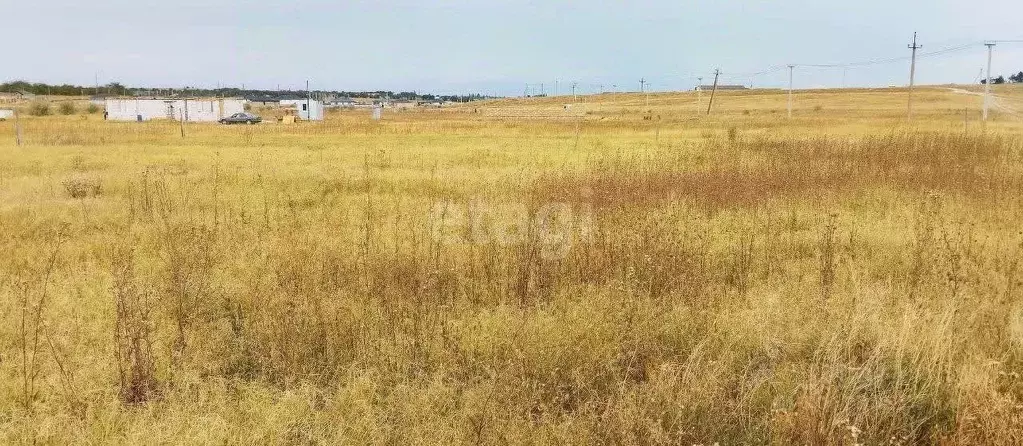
[[13, 107, 22, 146], [907, 32, 922, 120], [787, 65, 795, 119], [306, 80, 311, 121], [697, 77, 703, 104], [706, 69, 720, 115], [572, 82, 578, 102], [640, 78, 648, 108], [984, 42, 995, 121], [180, 88, 187, 138]]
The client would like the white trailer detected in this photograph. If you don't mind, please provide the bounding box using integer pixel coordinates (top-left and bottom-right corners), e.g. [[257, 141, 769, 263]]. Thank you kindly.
[[280, 99, 324, 121], [104, 98, 245, 122]]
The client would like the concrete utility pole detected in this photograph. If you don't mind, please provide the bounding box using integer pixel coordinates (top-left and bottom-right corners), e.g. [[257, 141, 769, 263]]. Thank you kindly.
[[697, 77, 704, 104], [572, 82, 578, 102], [788, 65, 795, 119], [984, 42, 995, 121], [306, 80, 311, 121], [706, 69, 720, 115], [907, 32, 922, 120]]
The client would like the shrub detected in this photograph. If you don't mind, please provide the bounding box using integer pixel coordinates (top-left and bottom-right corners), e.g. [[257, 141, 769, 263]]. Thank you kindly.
[[59, 102, 76, 115], [63, 177, 103, 199], [29, 102, 51, 116]]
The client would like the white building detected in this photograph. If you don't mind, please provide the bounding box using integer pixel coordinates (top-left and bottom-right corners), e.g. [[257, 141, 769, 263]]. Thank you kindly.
[[104, 98, 245, 122], [280, 99, 324, 121], [324, 97, 356, 108], [0, 109, 13, 120]]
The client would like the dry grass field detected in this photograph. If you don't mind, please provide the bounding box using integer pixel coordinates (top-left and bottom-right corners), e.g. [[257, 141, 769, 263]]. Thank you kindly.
[[2, 85, 1023, 444]]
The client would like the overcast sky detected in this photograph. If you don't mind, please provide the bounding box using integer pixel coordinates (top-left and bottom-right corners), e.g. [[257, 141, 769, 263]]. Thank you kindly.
[[4, 0, 1023, 95]]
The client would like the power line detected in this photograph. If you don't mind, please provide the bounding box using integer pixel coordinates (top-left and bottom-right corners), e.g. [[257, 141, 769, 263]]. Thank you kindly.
[[519, 40, 999, 95], [796, 42, 980, 68]]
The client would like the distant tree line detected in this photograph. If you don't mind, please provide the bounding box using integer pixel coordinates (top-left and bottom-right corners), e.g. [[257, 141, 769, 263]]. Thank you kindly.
[[0, 80, 495, 102], [0, 81, 131, 96], [980, 72, 1023, 84]]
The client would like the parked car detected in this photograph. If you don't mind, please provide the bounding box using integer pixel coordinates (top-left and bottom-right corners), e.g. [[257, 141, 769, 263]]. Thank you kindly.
[[219, 112, 262, 125]]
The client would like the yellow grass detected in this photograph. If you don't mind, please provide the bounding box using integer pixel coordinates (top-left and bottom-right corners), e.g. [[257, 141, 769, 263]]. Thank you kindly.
[[2, 86, 1023, 444]]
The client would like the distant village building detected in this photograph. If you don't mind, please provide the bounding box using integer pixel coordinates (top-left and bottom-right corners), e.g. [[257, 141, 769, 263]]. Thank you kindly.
[[389, 100, 417, 109], [0, 92, 24, 104], [245, 94, 305, 107], [280, 99, 324, 121], [695, 85, 749, 91], [104, 97, 245, 122], [324, 97, 356, 108], [0, 109, 14, 120]]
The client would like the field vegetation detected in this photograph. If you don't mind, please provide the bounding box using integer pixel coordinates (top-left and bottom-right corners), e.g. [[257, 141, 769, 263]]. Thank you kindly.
[[1, 86, 1023, 444]]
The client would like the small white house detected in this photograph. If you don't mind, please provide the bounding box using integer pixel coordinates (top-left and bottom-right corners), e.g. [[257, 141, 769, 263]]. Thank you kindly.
[[104, 98, 245, 122], [0, 109, 13, 120], [280, 99, 324, 121]]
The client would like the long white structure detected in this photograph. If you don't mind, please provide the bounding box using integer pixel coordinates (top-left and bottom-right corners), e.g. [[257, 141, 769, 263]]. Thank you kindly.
[[0, 109, 13, 120], [104, 98, 245, 122], [280, 99, 324, 121]]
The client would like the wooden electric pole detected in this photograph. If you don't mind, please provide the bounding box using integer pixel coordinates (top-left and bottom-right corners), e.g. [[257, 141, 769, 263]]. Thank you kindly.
[[180, 89, 187, 138], [706, 69, 720, 115], [907, 32, 922, 120], [14, 107, 22, 146]]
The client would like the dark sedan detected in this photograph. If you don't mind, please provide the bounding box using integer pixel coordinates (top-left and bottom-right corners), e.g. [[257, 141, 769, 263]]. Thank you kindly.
[[219, 112, 262, 125]]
